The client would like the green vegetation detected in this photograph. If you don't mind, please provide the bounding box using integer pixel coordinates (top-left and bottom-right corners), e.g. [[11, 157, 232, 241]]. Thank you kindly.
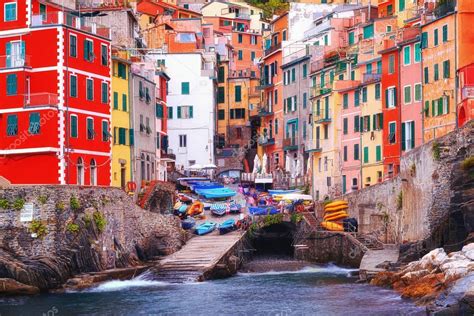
[[70, 196, 81, 211], [246, 0, 288, 19], [0, 199, 10, 209], [93, 211, 107, 233], [432, 142, 441, 160], [66, 223, 80, 234], [396, 192, 403, 210], [37, 195, 48, 205], [55, 201, 65, 211], [30, 220, 47, 238], [290, 213, 303, 224], [83, 213, 92, 227], [461, 156, 474, 170], [13, 198, 25, 211]]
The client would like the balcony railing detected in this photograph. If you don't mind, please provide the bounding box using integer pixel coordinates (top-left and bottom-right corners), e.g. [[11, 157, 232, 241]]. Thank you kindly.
[[258, 106, 274, 117], [228, 68, 257, 79], [305, 138, 330, 153], [283, 137, 298, 150], [78, 0, 129, 9], [264, 42, 282, 56], [311, 60, 325, 73], [462, 86, 474, 99], [314, 108, 332, 124], [362, 72, 382, 84], [24, 93, 59, 108], [311, 86, 332, 98], [258, 135, 275, 146], [31, 12, 110, 38], [0, 55, 31, 69]]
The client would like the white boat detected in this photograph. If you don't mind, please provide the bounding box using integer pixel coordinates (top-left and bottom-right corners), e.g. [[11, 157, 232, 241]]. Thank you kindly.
[[274, 193, 313, 201]]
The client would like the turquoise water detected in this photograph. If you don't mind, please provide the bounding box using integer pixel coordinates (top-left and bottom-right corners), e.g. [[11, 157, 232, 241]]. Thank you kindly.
[[0, 264, 425, 316]]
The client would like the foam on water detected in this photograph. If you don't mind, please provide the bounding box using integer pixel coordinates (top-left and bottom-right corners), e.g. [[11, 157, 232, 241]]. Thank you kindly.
[[238, 263, 358, 277], [87, 279, 170, 292]]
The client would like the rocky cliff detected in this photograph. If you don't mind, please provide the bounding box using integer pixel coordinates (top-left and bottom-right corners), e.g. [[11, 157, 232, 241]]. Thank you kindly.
[[0, 185, 185, 292]]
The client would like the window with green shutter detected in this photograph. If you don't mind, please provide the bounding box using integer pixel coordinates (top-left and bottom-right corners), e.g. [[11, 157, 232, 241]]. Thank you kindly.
[[363, 147, 369, 163], [424, 100, 430, 117], [218, 67, 225, 83], [362, 87, 367, 103], [354, 144, 360, 160], [70, 75, 77, 97], [424, 67, 429, 84], [443, 60, 450, 78], [101, 82, 108, 104], [113, 92, 118, 109], [251, 51, 255, 61], [238, 50, 243, 60], [167, 107, 173, 119], [235, 85, 242, 102], [101, 44, 108, 66], [218, 87, 225, 103], [118, 127, 126, 145], [70, 115, 78, 138], [129, 129, 134, 145], [6, 74, 17, 95], [401, 122, 406, 151], [29, 112, 40, 135], [302, 64, 307, 78], [442, 25, 448, 42], [122, 94, 127, 111], [156, 104, 163, 118], [102, 120, 109, 141], [414, 84, 422, 102], [367, 63, 373, 74], [399, 0, 405, 11], [343, 146, 348, 162], [432, 100, 436, 116], [181, 82, 190, 95], [437, 97, 443, 116], [355, 90, 360, 106], [86, 78, 93, 100], [86, 118, 94, 139], [434, 28, 439, 46], [389, 122, 396, 143], [320, 72, 325, 87], [421, 32, 428, 48], [324, 34, 328, 45], [292, 68, 296, 82], [117, 63, 126, 79], [238, 34, 243, 43], [388, 55, 395, 74], [343, 93, 348, 108], [6, 114, 17, 136], [403, 46, 411, 65], [218, 109, 225, 120], [5, 3, 17, 21], [363, 24, 374, 39], [434, 64, 439, 81], [303, 92, 307, 109], [375, 83, 381, 100], [70, 35, 77, 57], [83, 39, 93, 62], [349, 31, 355, 45], [343, 118, 348, 135], [414, 43, 421, 62], [404, 85, 411, 104], [376, 145, 381, 162], [354, 115, 360, 132], [377, 60, 382, 74]]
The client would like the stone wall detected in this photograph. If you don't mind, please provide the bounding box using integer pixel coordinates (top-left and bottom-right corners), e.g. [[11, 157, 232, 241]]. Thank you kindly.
[[342, 122, 474, 254], [0, 185, 185, 290]]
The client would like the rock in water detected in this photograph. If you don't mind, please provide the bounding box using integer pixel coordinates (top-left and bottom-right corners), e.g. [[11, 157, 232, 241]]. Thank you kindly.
[[0, 278, 40, 295]]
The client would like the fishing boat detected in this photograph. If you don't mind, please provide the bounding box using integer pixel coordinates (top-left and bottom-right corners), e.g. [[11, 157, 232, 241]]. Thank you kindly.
[[181, 217, 196, 230], [267, 189, 302, 196], [248, 206, 279, 215], [191, 183, 224, 191], [196, 188, 236, 199], [187, 201, 204, 216], [175, 204, 189, 218], [229, 203, 242, 213], [273, 193, 313, 202], [219, 219, 236, 235], [195, 222, 217, 235], [210, 203, 227, 216]]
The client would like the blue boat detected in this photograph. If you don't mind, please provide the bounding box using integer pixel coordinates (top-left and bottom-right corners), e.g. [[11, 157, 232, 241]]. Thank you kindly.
[[268, 189, 302, 196], [195, 222, 217, 235], [191, 183, 224, 191], [219, 219, 236, 235], [181, 217, 196, 230], [196, 188, 236, 199], [229, 203, 242, 213], [248, 206, 279, 216], [210, 203, 227, 216]]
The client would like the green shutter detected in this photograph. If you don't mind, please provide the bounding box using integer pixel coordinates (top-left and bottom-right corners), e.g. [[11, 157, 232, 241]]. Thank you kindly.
[[71, 115, 78, 137], [443, 60, 450, 78], [434, 29, 438, 46], [113, 92, 118, 109], [376, 146, 381, 162], [235, 85, 242, 102], [29, 113, 40, 134], [363, 24, 374, 39], [342, 175, 346, 194], [399, 0, 405, 11], [6, 74, 17, 95], [438, 97, 444, 115], [375, 83, 381, 100], [411, 122, 415, 149], [432, 100, 436, 116], [414, 43, 421, 62], [404, 46, 410, 65], [218, 67, 225, 83], [168, 107, 173, 119], [367, 116, 371, 132], [401, 122, 406, 151], [364, 147, 369, 163], [177, 106, 182, 118], [424, 67, 429, 84], [218, 87, 225, 103], [71, 75, 77, 97], [181, 82, 190, 94], [434, 64, 439, 81], [102, 121, 109, 141], [189, 106, 193, 118], [349, 32, 355, 45], [354, 144, 359, 160], [421, 32, 428, 48], [129, 129, 134, 145], [122, 94, 127, 111], [355, 90, 360, 106], [101, 82, 108, 103], [354, 115, 359, 132], [373, 114, 377, 130], [6, 42, 11, 67], [343, 118, 348, 134], [292, 68, 296, 82], [379, 113, 383, 129], [83, 39, 88, 61], [442, 25, 448, 42]]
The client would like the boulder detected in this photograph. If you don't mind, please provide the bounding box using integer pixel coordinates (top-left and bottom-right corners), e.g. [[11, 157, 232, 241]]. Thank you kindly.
[[461, 243, 474, 261], [400, 269, 431, 284], [419, 248, 448, 270], [370, 271, 398, 288], [440, 259, 473, 280], [400, 273, 445, 300], [0, 278, 40, 295]]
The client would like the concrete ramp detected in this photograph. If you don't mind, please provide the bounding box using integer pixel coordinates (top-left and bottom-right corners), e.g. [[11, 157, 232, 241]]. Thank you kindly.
[[359, 245, 399, 280]]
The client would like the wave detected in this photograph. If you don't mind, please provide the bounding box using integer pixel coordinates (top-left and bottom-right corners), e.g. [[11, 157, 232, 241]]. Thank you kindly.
[[238, 263, 358, 277], [86, 279, 170, 293]]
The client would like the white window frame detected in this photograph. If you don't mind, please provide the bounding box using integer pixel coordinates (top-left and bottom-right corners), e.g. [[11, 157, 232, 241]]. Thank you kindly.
[[101, 119, 109, 142], [86, 116, 94, 140], [70, 114, 78, 138], [388, 121, 396, 144], [403, 85, 412, 105], [387, 86, 396, 108], [85, 38, 94, 62], [414, 83, 422, 102], [70, 74, 78, 97], [100, 43, 108, 66], [404, 120, 415, 151], [69, 34, 77, 58], [180, 105, 193, 119], [442, 95, 449, 115], [4, 2, 17, 22], [403, 45, 411, 66]]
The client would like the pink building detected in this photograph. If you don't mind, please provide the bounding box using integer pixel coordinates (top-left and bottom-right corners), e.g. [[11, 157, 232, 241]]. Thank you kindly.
[[399, 34, 423, 153]]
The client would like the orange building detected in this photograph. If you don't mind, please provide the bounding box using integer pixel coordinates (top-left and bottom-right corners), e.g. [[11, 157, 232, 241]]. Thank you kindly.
[[258, 12, 288, 172]]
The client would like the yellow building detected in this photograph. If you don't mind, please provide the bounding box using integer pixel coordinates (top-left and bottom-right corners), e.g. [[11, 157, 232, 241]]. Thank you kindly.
[[111, 53, 132, 189]]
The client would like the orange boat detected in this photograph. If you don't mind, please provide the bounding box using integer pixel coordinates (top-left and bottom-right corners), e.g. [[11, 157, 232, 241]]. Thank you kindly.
[[187, 201, 204, 216]]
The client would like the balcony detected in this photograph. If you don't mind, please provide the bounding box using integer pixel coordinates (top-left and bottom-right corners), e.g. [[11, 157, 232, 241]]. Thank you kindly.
[[311, 86, 332, 98], [362, 73, 381, 84], [201, 68, 216, 78], [257, 106, 274, 117], [78, 0, 130, 9], [264, 42, 282, 56], [228, 68, 257, 79], [257, 77, 274, 90], [24, 93, 59, 108], [0, 55, 31, 69], [283, 137, 298, 151], [161, 148, 176, 161], [31, 12, 110, 38], [258, 135, 275, 146], [304, 138, 321, 153], [311, 60, 324, 73], [462, 86, 474, 99], [314, 108, 332, 124]]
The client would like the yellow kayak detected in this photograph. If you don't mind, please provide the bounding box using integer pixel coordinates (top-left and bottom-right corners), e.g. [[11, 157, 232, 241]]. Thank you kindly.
[[324, 200, 348, 209], [324, 212, 349, 222], [323, 210, 348, 221], [324, 205, 348, 213], [321, 221, 344, 231]]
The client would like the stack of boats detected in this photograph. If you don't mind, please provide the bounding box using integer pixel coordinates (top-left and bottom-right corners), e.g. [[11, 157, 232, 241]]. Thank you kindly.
[[320, 200, 349, 231], [246, 189, 314, 215]]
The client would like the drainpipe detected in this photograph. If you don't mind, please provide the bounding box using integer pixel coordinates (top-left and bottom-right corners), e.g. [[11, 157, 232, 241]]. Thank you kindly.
[[455, 11, 458, 129]]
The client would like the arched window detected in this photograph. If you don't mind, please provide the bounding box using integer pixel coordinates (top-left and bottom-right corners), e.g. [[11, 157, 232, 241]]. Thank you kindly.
[[90, 159, 97, 186], [77, 157, 84, 185]]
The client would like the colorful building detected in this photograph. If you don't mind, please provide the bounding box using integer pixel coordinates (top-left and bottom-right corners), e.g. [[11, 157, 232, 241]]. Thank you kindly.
[[0, 2, 111, 185]]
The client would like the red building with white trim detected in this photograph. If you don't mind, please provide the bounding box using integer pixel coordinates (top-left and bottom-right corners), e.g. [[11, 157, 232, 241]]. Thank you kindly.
[[0, 1, 111, 185]]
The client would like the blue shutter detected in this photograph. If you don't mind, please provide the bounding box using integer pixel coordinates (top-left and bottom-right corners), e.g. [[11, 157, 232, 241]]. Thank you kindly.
[[6, 42, 11, 67], [122, 94, 127, 111]]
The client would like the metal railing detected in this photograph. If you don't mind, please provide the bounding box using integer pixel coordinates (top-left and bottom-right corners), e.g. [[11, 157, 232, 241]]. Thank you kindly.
[[314, 108, 332, 123], [24, 93, 59, 107], [228, 68, 257, 79], [362, 73, 381, 84], [31, 12, 110, 38], [283, 137, 298, 149], [264, 42, 282, 56], [0, 55, 31, 69], [258, 135, 275, 146]]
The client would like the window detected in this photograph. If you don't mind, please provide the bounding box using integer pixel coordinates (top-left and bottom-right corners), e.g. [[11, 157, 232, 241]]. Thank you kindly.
[[235, 85, 242, 102], [291, 68, 296, 82], [86, 78, 93, 100], [348, 32, 355, 45], [401, 121, 415, 151], [375, 83, 381, 100], [343, 146, 348, 162], [218, 67, 225, 83], [118, 127, 126, 145], [414, 84, 422, 102], [177, 106, 193, 119], [238, 50, 243, 60], [387, 25, 392, 33], [101, 82, 108, 104], [282, 30, 287, 41], [377, 60, 382, 74], [70, 75, 77, 97], [421, 32, 428, 48], [362, 87, 367, 103], [343, 118, 348, 135], [179, 135, 187, 147], [404, 85, 411, 104], [342, 175, 346, 194], [218, 87, 225, 103], [424, 67, 429, 84], [238, 34, 243, 43], [354, 115, 360, 132], [363, 147, 369, 163], [343, 93, 348, 109], [414, 43, 421, 63], [442, 25, 448, 43], [113, 92, 118, 109], [70, 35, 77, 57], [354, 144, 359, 160], [434, 63, 439, 81], [181, 82, 190, 95], [434, 28, 439, 46], [389, 122, 396, 144], [363, 24, 374, 39], [388, 55, 395, 74], [386, 87, 396, 108], [101, 44, 108, 66], [6, 114, 17, 136], [373, 113, 383, 130], [156, 103, 163, 118], [83, 39, 94, 62], [399, 0, 405, 11], [102, 120, 109, 142], [218, 109, 225, 120], [443, 60, 450, 79], [302, 64, 307, 78], [230, 108, 245, 119], [403, 46, 411, 65], [275, 119, 279, 135], [324, 34, 328, 45], [86, 118, 94, 139], [167, 107, 173, 119], [6, 74, 17, 95], [251, 51, 255, 61], [117, 63, 126, 79], [275, 90, 278, 105], [367, 63, 373, 74], [4, 2, 16, 21], [303, 92, 307, 109], [354, 89, 360, 107], [251, 35, 257, 45], [122, 94, 127, 111]]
